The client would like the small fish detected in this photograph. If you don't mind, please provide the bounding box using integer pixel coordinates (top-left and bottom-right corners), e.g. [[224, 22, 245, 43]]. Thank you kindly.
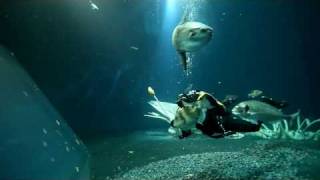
[[232, 100, 299, 124], [89, 1, 99, 11], [130, 46, 139, 51], [128, 150, 134, 154], [248, 89, 263, 98], [222, 95, 238, 106]]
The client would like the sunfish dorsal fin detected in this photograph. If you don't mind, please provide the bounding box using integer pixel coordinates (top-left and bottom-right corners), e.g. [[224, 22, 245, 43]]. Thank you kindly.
[[179, 8, 191, 25]]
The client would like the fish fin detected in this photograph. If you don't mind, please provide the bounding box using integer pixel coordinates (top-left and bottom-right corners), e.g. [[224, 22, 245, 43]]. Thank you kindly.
[[289, 110, 300, 120], [248, 112, 256, 116], [259, 96, 288, 109], [179, 7, 191, 24], [178, 51, 188, 71]]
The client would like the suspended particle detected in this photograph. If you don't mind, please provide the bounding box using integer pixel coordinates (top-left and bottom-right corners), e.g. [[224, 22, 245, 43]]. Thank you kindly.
[[89, 0, 99, 11], [42, 141, 48, 148], [56, 119, 61, 126], [22, 91, 29, 97], [55, 130, 63, 136], [75, 139, 81, 145], [42, 128, 48, 135], [75, 166, 80, 173], [130, 46, 139, 51]]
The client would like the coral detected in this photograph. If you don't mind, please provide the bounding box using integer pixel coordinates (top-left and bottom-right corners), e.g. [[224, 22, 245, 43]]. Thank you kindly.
[[248, 115, 320, 141]]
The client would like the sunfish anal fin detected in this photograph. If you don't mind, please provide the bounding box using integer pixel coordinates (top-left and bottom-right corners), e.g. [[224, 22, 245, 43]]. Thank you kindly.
[[178, 51, 188, 71]]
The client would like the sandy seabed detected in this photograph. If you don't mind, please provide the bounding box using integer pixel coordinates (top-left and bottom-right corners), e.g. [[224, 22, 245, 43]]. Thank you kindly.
[[86, 131, 320, 180]]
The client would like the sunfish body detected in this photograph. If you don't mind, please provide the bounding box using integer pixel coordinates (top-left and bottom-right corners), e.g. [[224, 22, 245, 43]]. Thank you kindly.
[[172, 21, 213, 71], [231, 100, 299, 124]]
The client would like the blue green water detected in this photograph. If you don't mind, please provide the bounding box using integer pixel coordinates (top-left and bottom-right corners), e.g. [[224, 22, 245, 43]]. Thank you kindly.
[[0, 0, 319, 179]]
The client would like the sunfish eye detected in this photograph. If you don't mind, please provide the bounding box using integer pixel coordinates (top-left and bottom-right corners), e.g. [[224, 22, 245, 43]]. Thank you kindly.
[[200, 28, 207, 33], [188, 30, 196, 37], [244, 105, 250, 112]]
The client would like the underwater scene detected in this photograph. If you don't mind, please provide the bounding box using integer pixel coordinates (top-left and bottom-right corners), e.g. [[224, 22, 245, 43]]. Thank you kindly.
[[0, 0, 320, 179]]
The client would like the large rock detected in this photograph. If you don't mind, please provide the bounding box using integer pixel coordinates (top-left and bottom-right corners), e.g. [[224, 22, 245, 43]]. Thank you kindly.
[[0, 46, 90, 180]]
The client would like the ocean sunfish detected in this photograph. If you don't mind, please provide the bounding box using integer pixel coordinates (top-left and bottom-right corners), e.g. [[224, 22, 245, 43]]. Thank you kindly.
[[172, 17, 213, 72]]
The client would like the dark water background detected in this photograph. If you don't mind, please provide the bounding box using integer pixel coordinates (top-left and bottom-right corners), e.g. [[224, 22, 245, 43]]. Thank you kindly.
[[0, 0, 319, 139]]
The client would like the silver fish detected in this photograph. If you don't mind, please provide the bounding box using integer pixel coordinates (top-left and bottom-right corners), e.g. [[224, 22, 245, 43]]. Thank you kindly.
[[232, 100, 299, 124]]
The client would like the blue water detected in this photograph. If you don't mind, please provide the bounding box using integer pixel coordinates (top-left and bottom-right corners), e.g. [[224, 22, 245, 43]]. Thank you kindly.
[[0, 0, 319, 179]]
